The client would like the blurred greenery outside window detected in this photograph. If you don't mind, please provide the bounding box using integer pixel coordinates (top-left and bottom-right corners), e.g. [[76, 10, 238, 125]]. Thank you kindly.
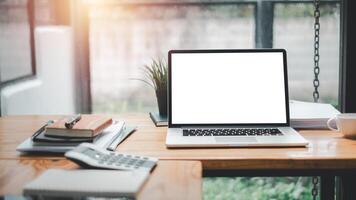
[[89, 1, 340, 114]]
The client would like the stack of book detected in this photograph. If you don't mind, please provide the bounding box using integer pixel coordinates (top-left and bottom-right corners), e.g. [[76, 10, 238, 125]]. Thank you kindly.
[[290, 100, 340, 129], [32, 115, 112, 146], [17, 115, 127, 153], [149, 112, 168, 127], [32, 115, 113, 146]]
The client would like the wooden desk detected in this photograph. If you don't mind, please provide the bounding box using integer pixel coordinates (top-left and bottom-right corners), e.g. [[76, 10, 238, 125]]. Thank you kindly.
[[1, 114, 356, 200], [0, 159, 202, 200], [0, 115, 202, 199]]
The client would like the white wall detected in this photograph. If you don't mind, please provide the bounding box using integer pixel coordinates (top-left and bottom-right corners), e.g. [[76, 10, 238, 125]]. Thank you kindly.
[[1, 26, 76, 115]]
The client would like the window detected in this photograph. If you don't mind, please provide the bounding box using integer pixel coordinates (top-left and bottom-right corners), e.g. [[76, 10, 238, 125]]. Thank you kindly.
[[89, 2, 255, 113], [274, 3, 340, 105], [0, 0, 34, 83], [0, 0, 56, 84], [88, 0, 340, 114]]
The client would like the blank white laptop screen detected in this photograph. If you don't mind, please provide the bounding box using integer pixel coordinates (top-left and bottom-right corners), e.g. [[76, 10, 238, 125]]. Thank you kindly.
[[170, 51, 288, 125]]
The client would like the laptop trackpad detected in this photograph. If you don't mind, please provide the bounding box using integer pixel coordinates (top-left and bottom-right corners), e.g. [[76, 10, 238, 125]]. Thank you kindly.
[[215, 137, 257, 143]]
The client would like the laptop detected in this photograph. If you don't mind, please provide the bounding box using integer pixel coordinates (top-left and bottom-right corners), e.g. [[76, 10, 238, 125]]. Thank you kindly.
[[166, 49, 309, 147]]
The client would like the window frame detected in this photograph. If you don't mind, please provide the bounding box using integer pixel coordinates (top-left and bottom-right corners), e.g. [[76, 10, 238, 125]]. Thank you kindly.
[[338, 0, 356, 113]]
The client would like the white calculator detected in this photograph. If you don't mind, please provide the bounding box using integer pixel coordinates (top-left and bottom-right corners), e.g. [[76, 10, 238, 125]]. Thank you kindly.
[[65, 143, 158, 172]]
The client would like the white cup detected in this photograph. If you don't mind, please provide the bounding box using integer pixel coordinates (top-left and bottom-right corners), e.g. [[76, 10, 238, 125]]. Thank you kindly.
[[327, 113, 356, 139]]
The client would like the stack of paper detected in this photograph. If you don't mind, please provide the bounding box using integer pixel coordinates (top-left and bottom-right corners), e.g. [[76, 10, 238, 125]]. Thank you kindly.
[[290, 100, 340, 129]]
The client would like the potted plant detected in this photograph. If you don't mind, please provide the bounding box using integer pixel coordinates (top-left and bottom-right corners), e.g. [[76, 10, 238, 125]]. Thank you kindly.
[[142, 58, 168, 117]]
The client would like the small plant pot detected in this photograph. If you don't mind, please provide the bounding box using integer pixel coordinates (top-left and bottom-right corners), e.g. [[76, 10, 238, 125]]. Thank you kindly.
[[156, 88, 167, 117]]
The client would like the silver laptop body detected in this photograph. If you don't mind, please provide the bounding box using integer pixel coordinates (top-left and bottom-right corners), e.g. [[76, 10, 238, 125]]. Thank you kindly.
[[166, 49, 308, 147]]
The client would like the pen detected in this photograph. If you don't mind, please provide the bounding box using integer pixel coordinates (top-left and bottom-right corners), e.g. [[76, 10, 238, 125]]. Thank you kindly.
[[31, 120, 54, 140], [65, 114, 82, 129]]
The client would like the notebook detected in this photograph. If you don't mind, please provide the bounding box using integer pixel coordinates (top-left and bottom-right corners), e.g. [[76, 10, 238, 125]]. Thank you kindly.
[[16, 121, 125, 153], [45, 115, 112, 138], [149, 112, 168, 127], [33, 130, 93, 144], [23, 169, 149, 198]]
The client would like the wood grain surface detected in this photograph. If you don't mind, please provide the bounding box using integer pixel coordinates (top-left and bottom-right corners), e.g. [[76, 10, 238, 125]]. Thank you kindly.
[[0, 159, 202, 200], [2, 114, 356, 170]]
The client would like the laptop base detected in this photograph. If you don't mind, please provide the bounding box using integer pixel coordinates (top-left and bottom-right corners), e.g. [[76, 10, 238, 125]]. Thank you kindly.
[[166, 127, 308, 148]]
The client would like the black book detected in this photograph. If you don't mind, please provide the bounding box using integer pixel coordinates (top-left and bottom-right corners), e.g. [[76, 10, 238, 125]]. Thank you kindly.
[[32, 129, 93, 144], [149, 112, 168, 127]]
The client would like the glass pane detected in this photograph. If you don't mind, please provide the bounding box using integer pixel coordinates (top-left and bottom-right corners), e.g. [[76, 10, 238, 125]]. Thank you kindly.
[[89, 3, 255, 113], [0, 0, 33, 82], [274, 3, 340, 106]]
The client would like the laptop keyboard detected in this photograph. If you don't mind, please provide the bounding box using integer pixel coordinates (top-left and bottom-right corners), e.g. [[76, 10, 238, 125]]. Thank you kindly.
[[182, 128, 283, 136]]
